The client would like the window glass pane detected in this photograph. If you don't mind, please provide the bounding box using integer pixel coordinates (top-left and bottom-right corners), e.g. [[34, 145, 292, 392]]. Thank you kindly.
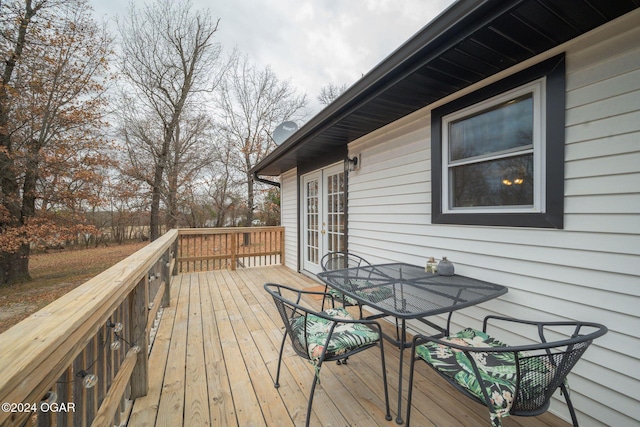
[[450, 154, 534, 208], [450, 94, 533, 161]]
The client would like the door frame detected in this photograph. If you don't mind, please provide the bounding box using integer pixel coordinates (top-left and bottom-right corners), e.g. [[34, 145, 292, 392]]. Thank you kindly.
[[300, 162, 346, 274]]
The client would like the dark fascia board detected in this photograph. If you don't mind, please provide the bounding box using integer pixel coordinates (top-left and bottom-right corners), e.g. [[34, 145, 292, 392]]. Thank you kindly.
[[251, 0, 502, 175]]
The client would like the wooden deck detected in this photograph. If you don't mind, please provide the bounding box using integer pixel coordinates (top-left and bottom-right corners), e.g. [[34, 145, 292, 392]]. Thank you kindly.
[[127, 266, 571, 427]]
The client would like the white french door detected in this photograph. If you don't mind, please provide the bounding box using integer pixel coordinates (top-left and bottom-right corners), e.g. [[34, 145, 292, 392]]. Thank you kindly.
[[301, 164, 346, 274]]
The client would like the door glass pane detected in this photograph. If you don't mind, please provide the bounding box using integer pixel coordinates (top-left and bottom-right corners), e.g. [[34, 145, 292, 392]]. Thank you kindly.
[[306, 180, 319, 264], [326, 171, 345, 253]]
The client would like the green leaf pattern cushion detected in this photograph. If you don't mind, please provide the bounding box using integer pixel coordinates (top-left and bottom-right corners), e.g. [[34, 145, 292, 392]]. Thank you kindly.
[[291, 307, 379, 365], [327, 288, 359, 306], [416, 328, 519, 426], [328, 279, 393, 306], [354, 285, 393, 303]]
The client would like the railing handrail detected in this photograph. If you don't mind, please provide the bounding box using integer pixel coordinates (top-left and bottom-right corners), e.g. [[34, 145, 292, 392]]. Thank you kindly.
[[0, 229, 178, 423], [177, 226, 284, 235]]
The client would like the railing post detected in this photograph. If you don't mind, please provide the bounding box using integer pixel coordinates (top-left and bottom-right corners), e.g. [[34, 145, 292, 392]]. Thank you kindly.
[[280, 227, 285, 266], [172, 237, 178, 275], [129, 275, 149, 399], [162, 248, 171, 307], [230, 231, 237, 271]]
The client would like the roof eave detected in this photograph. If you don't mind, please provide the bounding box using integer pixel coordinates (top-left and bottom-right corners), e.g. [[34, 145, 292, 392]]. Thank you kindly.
[[251, 0, 496, 177]]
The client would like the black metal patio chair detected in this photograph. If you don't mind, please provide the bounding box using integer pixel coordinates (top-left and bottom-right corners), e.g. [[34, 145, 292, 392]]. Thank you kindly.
[[264, 283, 392, 427], [406, 315, 607, 427], [320, 251, 372, 315]]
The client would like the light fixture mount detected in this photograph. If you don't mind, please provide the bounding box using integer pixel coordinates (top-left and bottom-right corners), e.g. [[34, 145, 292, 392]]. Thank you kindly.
[[347, 154, 360, 171]]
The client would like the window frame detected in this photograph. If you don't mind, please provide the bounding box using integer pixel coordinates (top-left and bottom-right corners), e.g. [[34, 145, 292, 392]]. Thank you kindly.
[[442, 79, 545, 214], [431, 54, 565, 228]]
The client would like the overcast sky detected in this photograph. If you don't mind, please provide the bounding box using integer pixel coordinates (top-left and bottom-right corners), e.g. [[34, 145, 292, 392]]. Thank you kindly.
[[90, 0, 456, 116]]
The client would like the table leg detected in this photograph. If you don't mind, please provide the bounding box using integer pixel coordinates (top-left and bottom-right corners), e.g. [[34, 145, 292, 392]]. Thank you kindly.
[[396, 319, 406, 424]]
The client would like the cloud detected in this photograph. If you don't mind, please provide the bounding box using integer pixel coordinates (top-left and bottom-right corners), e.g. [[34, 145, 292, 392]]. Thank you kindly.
[[89, 0, 455, 115]]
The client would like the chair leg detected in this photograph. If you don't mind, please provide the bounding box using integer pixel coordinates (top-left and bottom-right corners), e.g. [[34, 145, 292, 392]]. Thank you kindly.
[[274, 330, 288, 388], [305, 363, 322, 427], [321, 286, 327, 311], [379, 338, 392, 421], [406, 350, 417, 426], [560, 382, 580, 427]]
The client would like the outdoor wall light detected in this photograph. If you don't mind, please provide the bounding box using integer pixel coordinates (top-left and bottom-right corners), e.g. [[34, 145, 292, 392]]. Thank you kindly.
[[347, 154, 360, 172]]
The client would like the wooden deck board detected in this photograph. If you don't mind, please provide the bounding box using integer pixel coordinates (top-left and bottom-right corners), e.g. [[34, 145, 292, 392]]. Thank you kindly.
[[129, 266, 572, 427], [155, 274, 190, 427], [201, 271, 236, 425], [184, 274, 210, 426]]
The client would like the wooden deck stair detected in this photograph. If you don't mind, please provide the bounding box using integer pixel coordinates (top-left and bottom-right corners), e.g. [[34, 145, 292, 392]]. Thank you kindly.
[[128, 266, 571, 427]]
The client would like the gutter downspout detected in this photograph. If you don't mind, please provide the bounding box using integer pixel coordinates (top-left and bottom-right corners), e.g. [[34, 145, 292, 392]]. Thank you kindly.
[[253, 171, 280, 188]]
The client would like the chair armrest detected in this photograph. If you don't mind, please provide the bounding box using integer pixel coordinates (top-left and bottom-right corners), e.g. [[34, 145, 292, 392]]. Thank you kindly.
[[412, 320, 606, 354], [481, 315, 608, 349], [301, 287, 336, 305]]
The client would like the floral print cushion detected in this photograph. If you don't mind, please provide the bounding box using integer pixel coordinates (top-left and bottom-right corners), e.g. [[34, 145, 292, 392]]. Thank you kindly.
[[327, 286, 393, 305], [415, 328, 518, 426], [354, 285, 393, 303], [329, 279, 394, 305], [327, 288, 359, 306], [291, 307, 380, 364]]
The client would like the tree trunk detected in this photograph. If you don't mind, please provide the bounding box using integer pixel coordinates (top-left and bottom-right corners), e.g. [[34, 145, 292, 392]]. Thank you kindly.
[[167, 173, 178, 230], [0, 2, 42, 286], [150, 162, 163, 241], [151, 129, 174, 241], [0, 246, 31, 286], [166, 129, 179, 230], [246, 170, 254, 227], [0, 153, 31, 285]]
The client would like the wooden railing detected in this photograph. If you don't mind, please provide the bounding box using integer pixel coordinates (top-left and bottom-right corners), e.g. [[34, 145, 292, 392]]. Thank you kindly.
[[0, 226, 284, 427], [177, 227, 284, 272]]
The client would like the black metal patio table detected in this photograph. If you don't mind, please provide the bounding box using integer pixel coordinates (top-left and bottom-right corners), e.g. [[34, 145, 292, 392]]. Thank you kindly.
[[317, 262, 508, 424]]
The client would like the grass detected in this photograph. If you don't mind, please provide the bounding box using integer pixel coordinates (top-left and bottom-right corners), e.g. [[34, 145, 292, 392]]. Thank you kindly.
[[0, 241, 148, 334]]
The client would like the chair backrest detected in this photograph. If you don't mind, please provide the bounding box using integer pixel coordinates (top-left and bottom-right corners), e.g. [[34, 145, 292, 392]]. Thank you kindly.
[[264, 283, 316, 361], [321, 251, 371, 272], [509, 322, 607, 416]]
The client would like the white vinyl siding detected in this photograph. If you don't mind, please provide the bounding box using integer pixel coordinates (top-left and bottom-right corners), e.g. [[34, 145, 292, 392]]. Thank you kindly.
[[280, 168, 298, 271], [346, 12, 640, 427]]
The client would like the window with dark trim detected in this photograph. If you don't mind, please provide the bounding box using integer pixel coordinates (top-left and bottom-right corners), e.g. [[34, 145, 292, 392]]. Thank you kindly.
[[431, 54, 565, 228]]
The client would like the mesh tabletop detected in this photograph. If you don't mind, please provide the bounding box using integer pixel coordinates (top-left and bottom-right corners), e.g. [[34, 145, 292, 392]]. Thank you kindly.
[[317, 263, 508, 318]]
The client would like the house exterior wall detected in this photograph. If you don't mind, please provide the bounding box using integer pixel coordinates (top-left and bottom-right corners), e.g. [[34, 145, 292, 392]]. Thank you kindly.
[[346, 12, 640, 427], [280, 168, 298, 270]]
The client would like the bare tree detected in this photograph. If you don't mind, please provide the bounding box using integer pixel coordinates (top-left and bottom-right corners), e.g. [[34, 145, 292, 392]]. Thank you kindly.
[[215, 55, 307, 226], [317, 83, 348, 105], [117, 0, 223, 240], [165, 112, 214, 229], [205, 135, 244, 227], [0, 0, 112, 285]]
